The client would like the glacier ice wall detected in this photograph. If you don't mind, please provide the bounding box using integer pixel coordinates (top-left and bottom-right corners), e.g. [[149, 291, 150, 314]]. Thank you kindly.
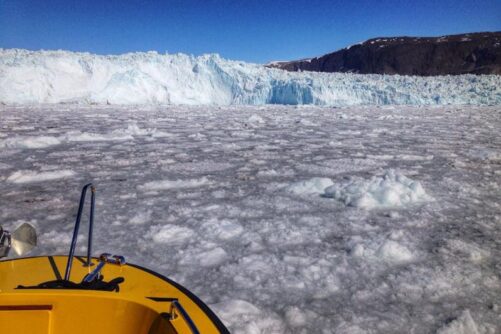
[[1, 49, 500, 106]]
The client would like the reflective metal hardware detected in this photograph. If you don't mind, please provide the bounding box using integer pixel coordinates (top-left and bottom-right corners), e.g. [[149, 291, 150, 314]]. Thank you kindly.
[[11, 223, 37, 255], [83, 253, 126, 283], [83, 260, 107, 283], [0, 223, 37, 258], [168, 299, 200, 334], [0, 227, 11, 258], [101, 253, 126, 266]]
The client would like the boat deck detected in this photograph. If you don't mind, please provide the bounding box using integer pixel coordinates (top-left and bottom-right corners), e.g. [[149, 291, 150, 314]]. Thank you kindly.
[[0, 256, 228, 334]]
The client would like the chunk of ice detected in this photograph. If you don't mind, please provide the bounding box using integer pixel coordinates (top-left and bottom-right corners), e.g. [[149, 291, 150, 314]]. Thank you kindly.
[[7, 170, 75, 183], [324, 170, 431, 209]]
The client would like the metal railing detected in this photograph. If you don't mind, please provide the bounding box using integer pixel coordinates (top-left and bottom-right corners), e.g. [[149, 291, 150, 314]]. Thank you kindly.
[[64, 183, 95, 281], [169, 299, 200, 334]]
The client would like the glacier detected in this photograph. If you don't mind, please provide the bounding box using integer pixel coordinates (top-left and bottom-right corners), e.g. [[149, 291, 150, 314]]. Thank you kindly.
[[1, 48, 500, 106]]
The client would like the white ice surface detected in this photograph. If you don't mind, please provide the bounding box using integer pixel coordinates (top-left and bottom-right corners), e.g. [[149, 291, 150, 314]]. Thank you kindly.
[[138, 177, 210, 192], [1, 49, 501, 106], [437, 310, 479, 334], [0, 136, 62, 149], [323, 169, 432, 209], [1, 105, 500, 333], [285, 177, 334, 195], [7, 170, 75, 183]]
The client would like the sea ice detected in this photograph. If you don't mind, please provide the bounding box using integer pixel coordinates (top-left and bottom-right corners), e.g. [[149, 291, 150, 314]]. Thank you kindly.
[[1, 105, 500, 333], [376, 240, 415, 263], [146, 224, 195, 245], [128, 210, 152, 225], [323, 170, 431, 209], [137, 177, 210, 191], [437, 310, 479, 334], [0, 136, 61, 149], [285, 177, 334, 195], [211, 300, 284, 334], [6, 169, 75, 183]]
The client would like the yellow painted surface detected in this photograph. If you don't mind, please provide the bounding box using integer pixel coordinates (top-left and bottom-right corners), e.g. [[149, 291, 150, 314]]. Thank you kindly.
[[0, 256, 225, 334], [0, 309, 50, 334]]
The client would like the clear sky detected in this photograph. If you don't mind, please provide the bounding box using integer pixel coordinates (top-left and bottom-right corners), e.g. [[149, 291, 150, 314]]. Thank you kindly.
[[1, 0, 500, 63]]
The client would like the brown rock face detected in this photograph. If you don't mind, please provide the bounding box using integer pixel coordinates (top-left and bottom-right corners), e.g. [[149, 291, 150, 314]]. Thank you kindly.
[[268, 32, 501, 75]]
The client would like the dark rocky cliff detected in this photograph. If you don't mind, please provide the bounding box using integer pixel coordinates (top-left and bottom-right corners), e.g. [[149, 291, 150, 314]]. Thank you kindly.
[[268, 32, 501, 75]]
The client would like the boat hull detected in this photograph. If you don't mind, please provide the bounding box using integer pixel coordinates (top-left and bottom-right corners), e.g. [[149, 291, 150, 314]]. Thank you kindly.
[[0, 256, 229, 334]]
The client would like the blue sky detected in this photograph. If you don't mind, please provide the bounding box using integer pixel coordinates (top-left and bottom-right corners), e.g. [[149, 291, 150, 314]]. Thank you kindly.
[[1, 0, 500, 63]]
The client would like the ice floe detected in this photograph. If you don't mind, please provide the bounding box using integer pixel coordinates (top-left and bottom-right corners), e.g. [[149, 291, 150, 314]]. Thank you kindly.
[[7, 169, 75, 183], [146, 224, 195, 245], [285, 170, 431, 209], [285, 177, 334, 195], [437, 310, 479, 334], [137, 177, 210, 192], [1, 105, 500, 333], [0, 136, 61, 149], [323, 170, 432, 209]]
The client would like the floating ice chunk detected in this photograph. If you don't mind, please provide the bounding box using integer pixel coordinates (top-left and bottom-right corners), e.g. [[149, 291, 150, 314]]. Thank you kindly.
[[323, 170, 431, 209], [468, 148, 501, 162], [247, 114, 265, 124], [40, 230, 73, 254], [396, 154, 434, 161], [437, 310, 479, 334], [286, 177, 334, 195], [0, 162, 11, 171], [202, 219, 244, 240], [115, 123, 171, 138], [296, 118, 318, 126], [0, 136, 61, 149], [61, 124, 170, 143], [334, 323, 368, 334], [376, 240, 415, 263], [256, 169, 279, 177], [284, 306, 307, 328], [62, 131, 133, 142], [350, 243, 366, 257], [146, 224, 194, 245], [445, 239, 490, 264], [1, 126, 172, 148], [210, 299, 284, 334], [7, 170, 75, 183], [185, 247, 229, 267], [138, 177, 210, 191], [129, 210, 152, 225]]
